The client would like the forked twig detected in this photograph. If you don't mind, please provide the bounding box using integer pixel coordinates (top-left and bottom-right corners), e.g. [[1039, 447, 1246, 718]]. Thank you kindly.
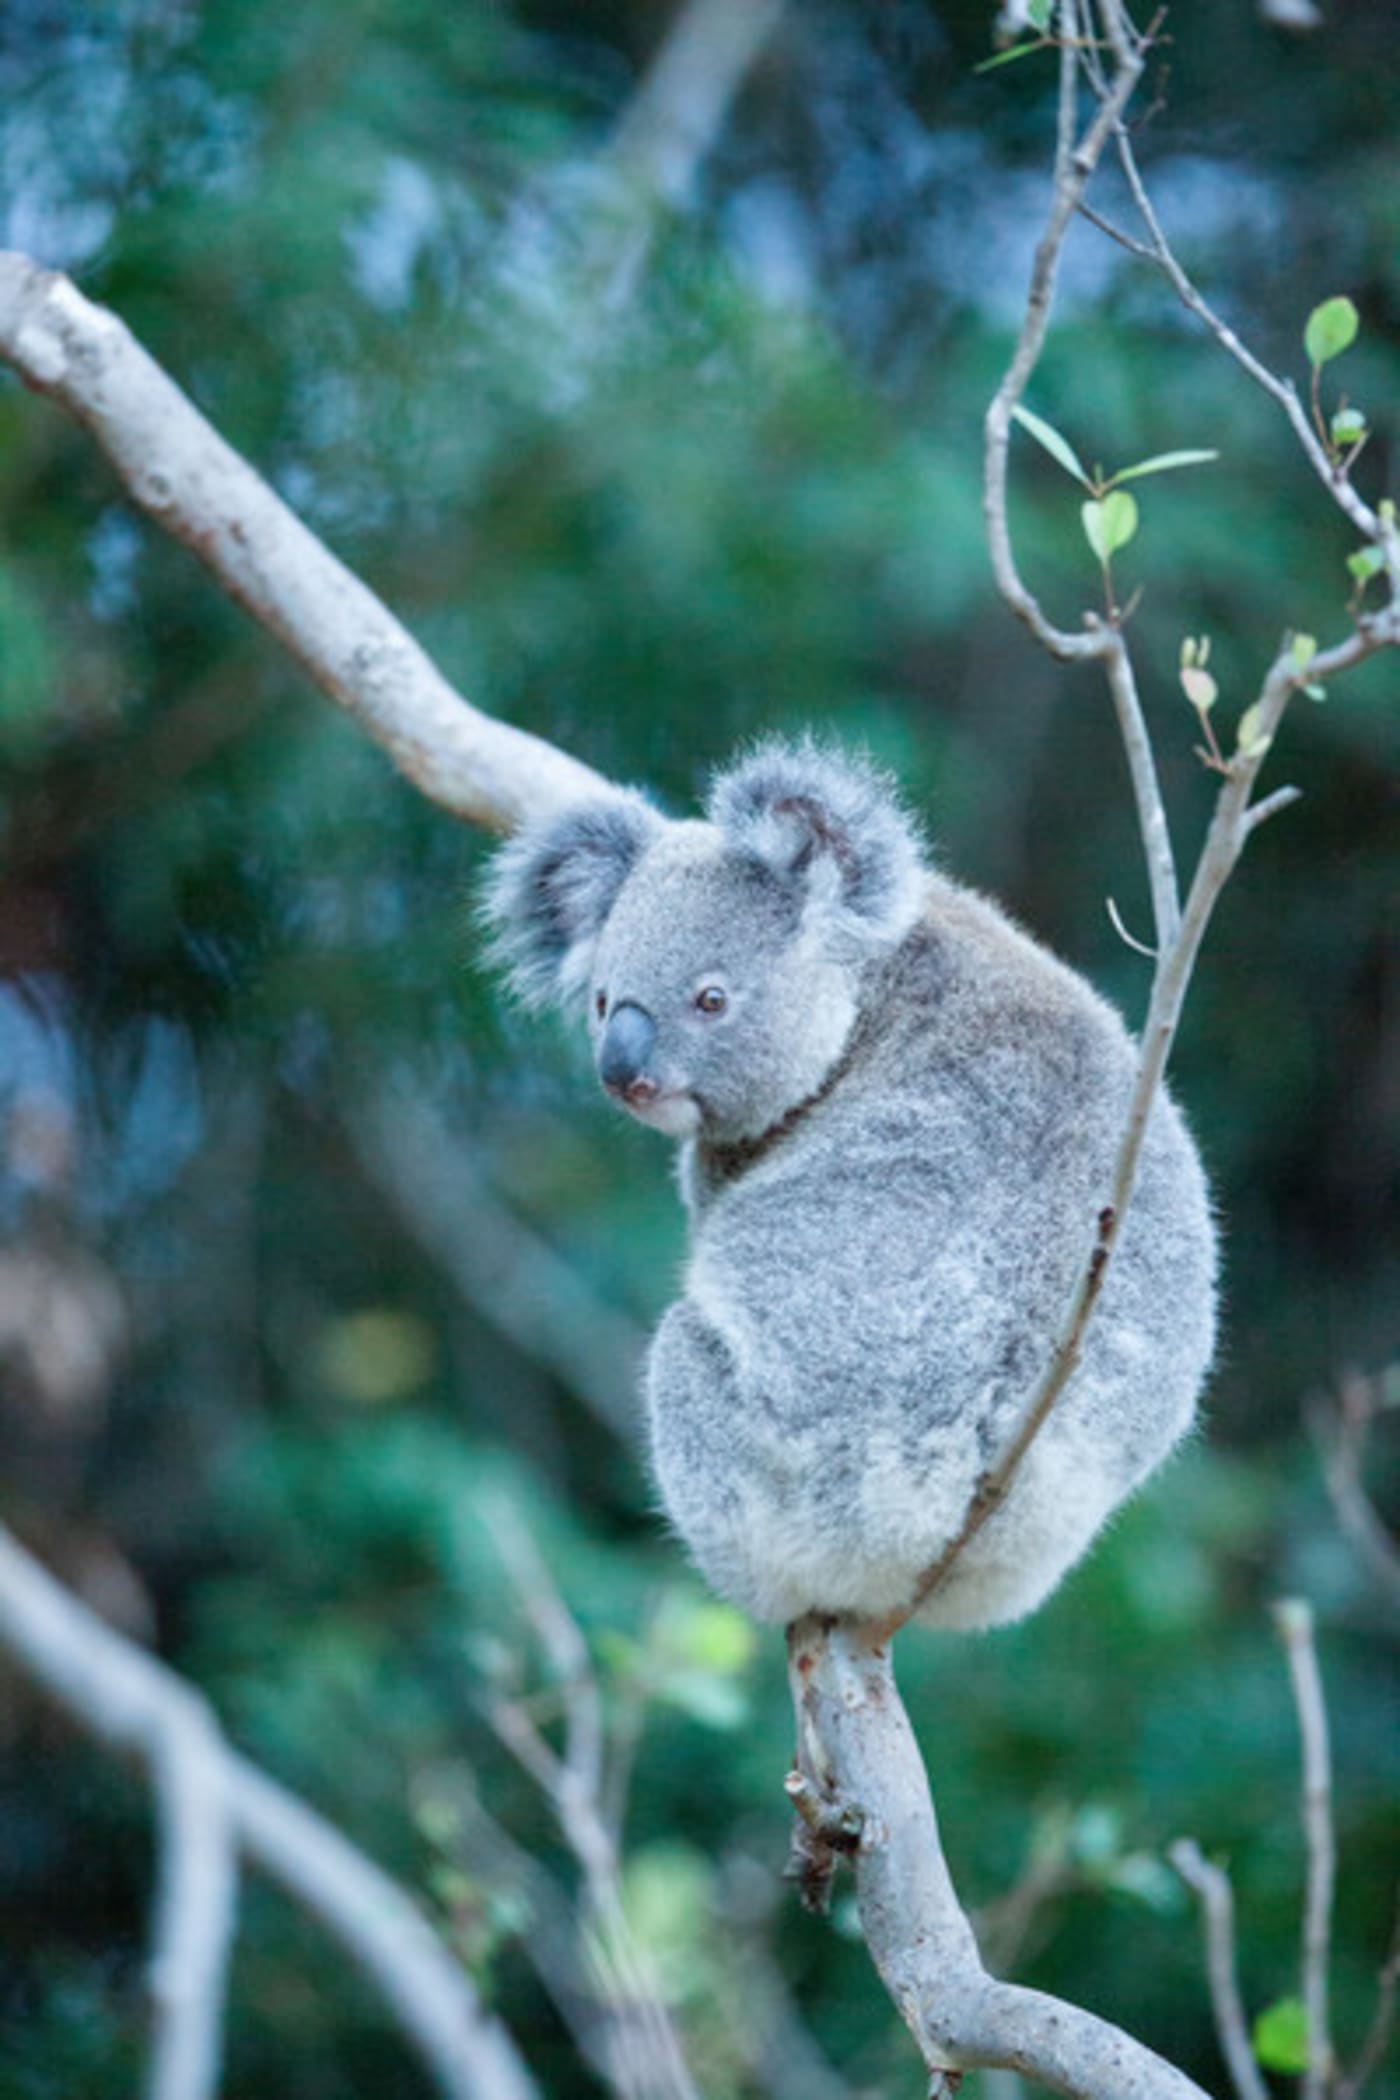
[[1169, 1841, 1270, 2100], [1273, 1600, 1337, 2100]]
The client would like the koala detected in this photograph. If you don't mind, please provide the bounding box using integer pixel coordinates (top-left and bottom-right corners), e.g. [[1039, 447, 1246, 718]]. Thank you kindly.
[[485, 741, 1216, 1631]]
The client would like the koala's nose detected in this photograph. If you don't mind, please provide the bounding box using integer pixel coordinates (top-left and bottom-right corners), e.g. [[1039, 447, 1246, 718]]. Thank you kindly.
[[599, 1003, 658, 1104]]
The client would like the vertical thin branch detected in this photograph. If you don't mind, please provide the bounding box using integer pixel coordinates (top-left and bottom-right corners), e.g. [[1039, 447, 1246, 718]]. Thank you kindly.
[[597, 0, 786, 313], [482, 1504, 700, 2100], [1169, 1841, 1270, 2100], [1309, 1374, 1400, 1612], [982, 3, 1148, 658], [1098, 630, 1181, 950], [1337, 1894, 1400, 2100], [980, 4, 1181, 952], [1273, 1600, 1337, 2100], [146, 1693, 238, 2100]]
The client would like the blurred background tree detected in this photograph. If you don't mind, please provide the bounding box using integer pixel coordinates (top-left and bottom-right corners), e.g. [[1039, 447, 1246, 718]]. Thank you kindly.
[[0, 1, 1395, 2094]]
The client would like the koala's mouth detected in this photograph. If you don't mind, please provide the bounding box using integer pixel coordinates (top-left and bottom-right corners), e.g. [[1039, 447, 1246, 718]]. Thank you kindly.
[[619, 1089, 703, 1139]]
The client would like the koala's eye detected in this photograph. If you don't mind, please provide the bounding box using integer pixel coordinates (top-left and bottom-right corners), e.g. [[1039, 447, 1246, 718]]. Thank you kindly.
[[694, 985, 728, 1017], [594, 991, 607, 1020]]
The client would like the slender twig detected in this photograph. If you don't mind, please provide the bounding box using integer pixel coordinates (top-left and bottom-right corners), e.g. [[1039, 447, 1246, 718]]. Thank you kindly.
[[1098, 625, 1181, 949], [981, 6, 1181, 950], [1338, 1892, 1400, 2100], [1169, 1841, 1270, 2100], [482, 1505, 700, 2100], [1273, 1600, 1337, 2100], [982, 2, 1149, 662], [1105, 117, 1399, 586], [416, 1767, 630, 2089], [1309, 1373, 1400, 1613], [0, 1524, 537, 2100]]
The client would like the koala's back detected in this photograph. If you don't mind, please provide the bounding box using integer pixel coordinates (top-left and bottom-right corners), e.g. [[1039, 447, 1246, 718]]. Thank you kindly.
[[648, 874, 1216, 1630]]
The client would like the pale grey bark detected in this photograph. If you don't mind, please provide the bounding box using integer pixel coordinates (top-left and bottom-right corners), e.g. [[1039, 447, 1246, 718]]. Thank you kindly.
[[787, 1617, 1209, 2099], [1274, 1601, 1338, 2100], [0, 251, 603, 834], [1170, 1841, 1271, 2100], [0, 1524, 538, 2100]]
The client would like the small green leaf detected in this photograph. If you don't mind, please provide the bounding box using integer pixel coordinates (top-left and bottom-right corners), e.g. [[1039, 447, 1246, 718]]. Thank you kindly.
[[1305, 296, 1359, 367], [1180, 666, 1218, 712], [1347, 545, 1384, 583], [1252, 1997, 1310, 2075], [670, 1601, 756, 1674], [1012, 404, 1091, 487], [1290, 633, 1317, 671], [1236, 702, 1273, 760], [1026, 0, 1054, 25], [1330, 407, 1366, 445], [1109, 448, 1220, 486], [1304, 682, 1327, 702], [974, 37, 1048, 71], [1081, 489, 1138, 563]]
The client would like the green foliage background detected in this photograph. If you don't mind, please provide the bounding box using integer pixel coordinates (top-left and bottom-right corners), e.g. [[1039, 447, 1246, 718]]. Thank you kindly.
[[0, 2, 1396, 2094]]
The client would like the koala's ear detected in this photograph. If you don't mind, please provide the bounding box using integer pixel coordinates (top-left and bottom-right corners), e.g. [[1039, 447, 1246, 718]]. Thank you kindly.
[[707, 739, 925, 947], [482, 792, 664, 1010]]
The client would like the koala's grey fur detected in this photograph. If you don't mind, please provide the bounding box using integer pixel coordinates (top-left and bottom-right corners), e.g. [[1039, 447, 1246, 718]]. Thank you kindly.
[[485, 741, 1216, 1630]]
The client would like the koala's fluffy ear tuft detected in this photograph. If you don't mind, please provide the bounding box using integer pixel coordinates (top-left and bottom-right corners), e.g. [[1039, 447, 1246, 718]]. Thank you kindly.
[[707, 738, 926, 948], [482, 792, 664, 1010]]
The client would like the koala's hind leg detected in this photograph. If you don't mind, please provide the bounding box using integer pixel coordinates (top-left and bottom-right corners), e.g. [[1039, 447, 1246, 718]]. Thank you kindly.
[[645, 1296, 825, 1624]]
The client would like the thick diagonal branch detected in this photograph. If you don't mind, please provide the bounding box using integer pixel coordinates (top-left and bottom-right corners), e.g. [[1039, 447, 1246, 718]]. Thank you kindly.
[[787, 1617, 1208, 2099], [0, 252, 602, 834]]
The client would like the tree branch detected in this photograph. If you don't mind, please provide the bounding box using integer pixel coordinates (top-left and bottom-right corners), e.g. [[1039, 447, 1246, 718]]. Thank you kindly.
[[786, 1617, 1209, 2099], [483, 1503, 700, 2100], [1338, 1892, 1400, 2100], [1309, 1372, 1400, 1613], [1105, 124, 1400, 586], [0, 252, 604, 834], [146, 1687, 238, 2100], [0, 1524, 539, 2100], [1169, 1841, 1270, 2100], [982, 2, 1148, 662], [1274, 1600, 1337, 2100]]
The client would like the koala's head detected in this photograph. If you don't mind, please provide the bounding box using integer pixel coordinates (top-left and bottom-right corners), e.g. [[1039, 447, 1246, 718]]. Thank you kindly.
[[484, 741, 926, 1144]]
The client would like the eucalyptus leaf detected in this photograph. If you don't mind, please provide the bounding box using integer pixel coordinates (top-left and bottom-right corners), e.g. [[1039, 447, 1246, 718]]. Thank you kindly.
[[1012, 404, 1091, 487], [1081, 489, 1138, 563], [1347, 545, 1384, 583], [1252, 1997, 1310, 2075], [974, 38, 1049, 71], [1304, 295, 1359, 367], [1109, 449, 1219, 486], [1330, 408, 1366, 445]]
